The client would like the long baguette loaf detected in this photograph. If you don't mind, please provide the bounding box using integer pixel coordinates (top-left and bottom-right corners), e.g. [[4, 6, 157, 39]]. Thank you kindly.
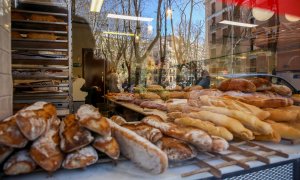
[[194, 95, 270, 120], [108, 119, 168, 174], [267, 120, 300, 140], [174, 117, 233, 141], [255, 131, 281, 143], [142, 115, 213, 151], [122, 123, 163, 143], [187, 111, 254, 140], [200, 106, 272, 135], [264, 108, 298, 122], [166, 103, 201, 113], [211, 136, 229, 152]]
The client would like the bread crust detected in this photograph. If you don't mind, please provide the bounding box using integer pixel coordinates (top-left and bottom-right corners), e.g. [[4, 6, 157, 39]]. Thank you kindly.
[[93, 136, 120, 160], [122, 123, 163, 143], [62, 146, 98, 169], [4, 150, 36, 175], [218, 79, 256, 92]]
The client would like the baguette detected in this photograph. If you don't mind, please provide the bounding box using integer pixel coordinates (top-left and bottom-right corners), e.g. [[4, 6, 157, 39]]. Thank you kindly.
[[77, 104, 111, 137], [142, 115, 213, 151], [167, 112, 184, 122], [267, 120, 300, 140], [122, 123, 163, 143], [169, 91, 187, 99], [200, 106, 272, 135], [265, 108, 298, 122], [110, 115, 127, 125], [174, 117, 233, 141], [187, 111, 254, 140], [211, 136, 229, 152], [166, 103, 201, 113], [218, 78, 256, 92], [108, 119, 168, 174], [156, 137, 197, 161], [93, 136, 120, 160], [255, 131, 281, 143]]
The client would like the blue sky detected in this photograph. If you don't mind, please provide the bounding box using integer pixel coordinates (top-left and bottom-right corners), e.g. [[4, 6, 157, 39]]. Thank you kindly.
[[142, 0, 206, 38]]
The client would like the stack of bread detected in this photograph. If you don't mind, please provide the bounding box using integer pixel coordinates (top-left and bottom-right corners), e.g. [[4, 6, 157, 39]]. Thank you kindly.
[[0, 103, 171, 176], [168, 78, 300, 143]]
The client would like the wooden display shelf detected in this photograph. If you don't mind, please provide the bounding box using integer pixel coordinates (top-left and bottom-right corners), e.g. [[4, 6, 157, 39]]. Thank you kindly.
[[12, 38, 68, 43], [17, 0, 68, 7], [12, 19, 67, 25], [12, 47, 68, 52], [12, 66, 69, 70], [12, 28, 67, 34], [12, 9, 67, 17], [14, 84, 69, 88]]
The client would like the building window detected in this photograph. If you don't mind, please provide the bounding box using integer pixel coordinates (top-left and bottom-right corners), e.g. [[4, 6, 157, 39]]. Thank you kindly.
[[222, 28, 228, 44], [222, 11, 228, 20], [211, 2, 215, 15], [250, 58, 257, 72], [212, 33, 216, 44]]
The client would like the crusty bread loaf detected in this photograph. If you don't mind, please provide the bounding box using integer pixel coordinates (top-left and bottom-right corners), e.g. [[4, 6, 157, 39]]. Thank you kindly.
[[93, 136, 120, 160], [140, 101, 167, 111], [16, 102, 55, 141], [77, 104, 111, 137], [200, 106, 272, 135], [187, 111, 254, 140], [112, 93, 135, 101], [167, 112, 184, 121], [110, 115, 127, 125], [146, 85, 164, 92], [255, 131, 281, 143], [122, 123, 163, 143], [223, 91, 293, 108], [211, 136, 229, 152], [166, 103, 201, 113], [30, 117, 63, 172], [27, 33, 57, 40], [140, 92, 161, 100], [62, 146, 98, 169], [218, 78, 256, 92], [184, 85, 203, 92], [0, 145, 14, 164], [187, 89, 223, 99], [168, 91, 187, 99], [166, 85, 182, 91], [0, 116, 28, 148], [265, 108, 298, 122], [249, 78, 272, 91], [142, 115, 213, 151], [4, 150, 36, 175], [271, 84, 292, 97], [108, 119, 168, 174], [156, 137, 197, 161], [60, 114, 94, 153], [174, 117, 233, 141], [30, 14, 62, 22], [267, 120, 300, 140]]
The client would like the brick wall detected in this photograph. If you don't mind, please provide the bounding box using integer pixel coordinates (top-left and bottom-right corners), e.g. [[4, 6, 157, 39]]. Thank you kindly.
[[0, 0, 12, 120]]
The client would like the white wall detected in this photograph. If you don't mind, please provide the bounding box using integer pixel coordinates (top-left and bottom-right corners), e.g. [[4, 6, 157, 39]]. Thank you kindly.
[[0, 0, 12, 120]]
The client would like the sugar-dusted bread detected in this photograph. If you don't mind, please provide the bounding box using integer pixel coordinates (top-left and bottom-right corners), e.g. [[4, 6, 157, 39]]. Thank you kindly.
[[218, 78, 256, 92], [122, 122, 163, 143], [184, 85, 203, 92], [108, 119, 168, 174], [271, 84, 292, 97], [93, 136, 120, 160], [60, 114, 94, 153], [3, 150, 36, 175], [249, 78, 272, 91], [30, 117, 63, 172], [0, 116, 28, 148], [0, 145, 14, 164], [62, 146, 98, 169], [156, 137, 197, 161], [77, 104, 111, 137], [16, 102, 56, 141]]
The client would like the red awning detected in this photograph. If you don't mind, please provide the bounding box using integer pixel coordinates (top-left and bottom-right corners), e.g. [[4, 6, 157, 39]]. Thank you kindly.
[[219, 0, 300, 17]]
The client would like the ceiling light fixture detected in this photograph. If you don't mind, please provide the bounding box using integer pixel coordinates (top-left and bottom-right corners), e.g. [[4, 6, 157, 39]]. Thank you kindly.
[[90, 0, 104, 12], [252, 7, 274, 21], [219, 20, 258, 28], [107, 13, 153, 22], [102, 31, 135, 36], [166, 8, 172, 18]]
